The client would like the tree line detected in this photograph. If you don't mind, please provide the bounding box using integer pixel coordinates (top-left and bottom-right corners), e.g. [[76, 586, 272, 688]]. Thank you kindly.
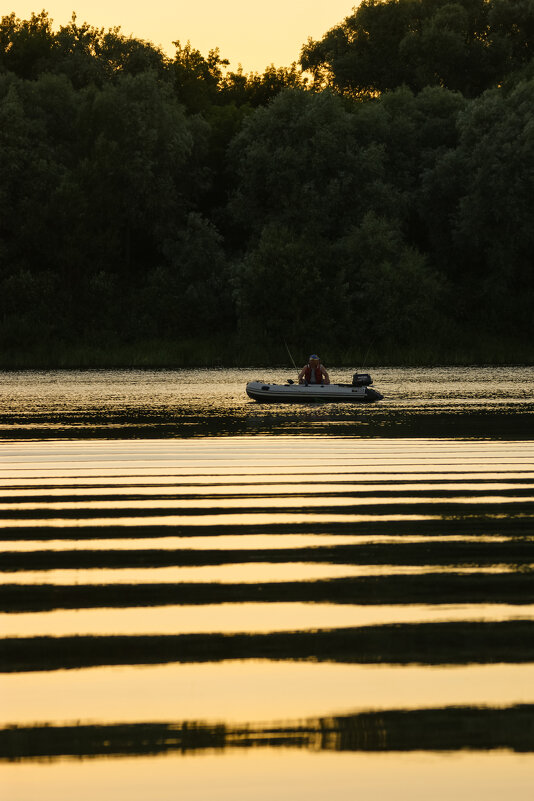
[[1, 3, 533, 363]]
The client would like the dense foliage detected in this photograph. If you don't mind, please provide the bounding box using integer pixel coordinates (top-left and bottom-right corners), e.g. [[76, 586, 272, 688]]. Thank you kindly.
[[0, 4, 533, 364]]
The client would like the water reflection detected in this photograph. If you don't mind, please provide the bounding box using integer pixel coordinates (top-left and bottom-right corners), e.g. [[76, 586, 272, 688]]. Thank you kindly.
[[2, 431, 534, 798], [3, 705, 534, 760], [3, 751, 534, 801], [5, 620, 534, 672], [3, 603, 534, 638], [1, 563, 527, 586], [3, 661, 534, 727]]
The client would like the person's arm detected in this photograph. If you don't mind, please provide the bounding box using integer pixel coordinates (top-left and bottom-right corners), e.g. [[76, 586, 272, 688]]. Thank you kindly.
[[298, 366, 306, 384], [321, 365, 330, 384]]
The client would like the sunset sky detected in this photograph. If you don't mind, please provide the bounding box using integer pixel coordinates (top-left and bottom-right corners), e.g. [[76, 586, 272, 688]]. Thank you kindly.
[[10, 1, 356, 72]]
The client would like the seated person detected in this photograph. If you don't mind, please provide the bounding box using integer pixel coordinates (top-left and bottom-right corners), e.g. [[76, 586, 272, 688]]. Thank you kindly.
[[298, 355, 330, 385]]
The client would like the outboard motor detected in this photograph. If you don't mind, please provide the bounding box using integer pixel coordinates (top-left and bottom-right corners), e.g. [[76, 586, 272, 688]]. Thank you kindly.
[[352, 373, 373, 387]]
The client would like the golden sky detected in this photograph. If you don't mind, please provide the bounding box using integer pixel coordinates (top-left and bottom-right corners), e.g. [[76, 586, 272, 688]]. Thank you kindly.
[[10, 2, 356, 73]]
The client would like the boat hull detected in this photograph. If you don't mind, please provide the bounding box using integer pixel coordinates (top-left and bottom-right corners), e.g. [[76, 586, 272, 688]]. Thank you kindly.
[[246, 381, 383, 404]]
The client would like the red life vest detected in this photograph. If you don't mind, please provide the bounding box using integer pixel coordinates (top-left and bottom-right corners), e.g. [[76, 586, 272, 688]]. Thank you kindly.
[[304, 365, 323, 383]]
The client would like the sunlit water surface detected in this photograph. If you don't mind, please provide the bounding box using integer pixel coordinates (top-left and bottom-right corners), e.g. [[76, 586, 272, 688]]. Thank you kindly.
[[0, 365, 532, 438], [1, 367, 534, 800]]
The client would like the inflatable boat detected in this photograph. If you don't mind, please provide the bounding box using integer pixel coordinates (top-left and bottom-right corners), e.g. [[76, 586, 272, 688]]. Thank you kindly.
[[246, 373, 383, 404]]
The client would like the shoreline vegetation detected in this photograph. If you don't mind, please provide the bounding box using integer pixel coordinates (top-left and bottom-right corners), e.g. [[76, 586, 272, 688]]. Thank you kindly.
[[1, 333, 534, 369], [1, 2, 534, 367]]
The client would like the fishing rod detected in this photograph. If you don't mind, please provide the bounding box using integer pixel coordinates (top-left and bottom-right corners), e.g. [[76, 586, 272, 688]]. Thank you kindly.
[[283, 339, 298, 371], [361, 338, 375, 370]]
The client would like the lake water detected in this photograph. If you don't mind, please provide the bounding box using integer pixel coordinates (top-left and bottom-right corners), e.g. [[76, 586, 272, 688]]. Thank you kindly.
[[1, 367, 534, 800], [0, 365, 532, 439]]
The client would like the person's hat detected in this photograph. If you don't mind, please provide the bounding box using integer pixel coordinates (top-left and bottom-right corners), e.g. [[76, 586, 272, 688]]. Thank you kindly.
[[309, 354, 319, 360]]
